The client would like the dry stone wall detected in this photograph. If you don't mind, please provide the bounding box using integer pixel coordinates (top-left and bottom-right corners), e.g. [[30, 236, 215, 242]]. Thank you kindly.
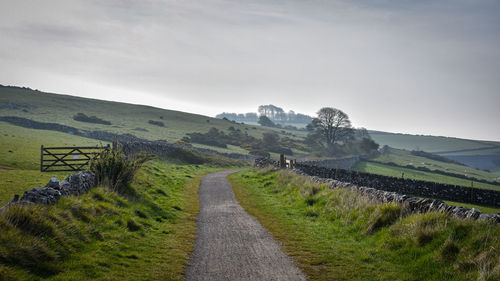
[[252, 158, 500, 223], [293, 170, 500, 223], [0, 116, 251, 161], [119, 140, 253, 161], [296, 163, 500, 207], [0, 171, 96, 212]]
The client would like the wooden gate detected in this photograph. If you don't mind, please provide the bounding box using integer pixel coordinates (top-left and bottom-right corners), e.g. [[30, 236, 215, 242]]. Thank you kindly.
[[40, 145, 109, 172]]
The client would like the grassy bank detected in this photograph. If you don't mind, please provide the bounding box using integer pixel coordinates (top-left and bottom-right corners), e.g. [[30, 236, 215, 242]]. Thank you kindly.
[[0, 161, 224, 280], [229, 169, 500, 281]]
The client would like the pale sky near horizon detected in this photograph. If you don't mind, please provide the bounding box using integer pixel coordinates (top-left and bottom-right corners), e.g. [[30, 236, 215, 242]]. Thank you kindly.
[[1, 0, 499, 141]]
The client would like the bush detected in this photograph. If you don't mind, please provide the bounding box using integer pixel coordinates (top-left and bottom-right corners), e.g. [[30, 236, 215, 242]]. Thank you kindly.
[[148, 120, 164, 127], [73, 113, 111, 125], [90, 144, 154, 195]]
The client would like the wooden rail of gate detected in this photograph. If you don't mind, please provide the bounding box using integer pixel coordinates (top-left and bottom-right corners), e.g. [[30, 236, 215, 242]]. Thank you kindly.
[[40, 145, 110, 172]]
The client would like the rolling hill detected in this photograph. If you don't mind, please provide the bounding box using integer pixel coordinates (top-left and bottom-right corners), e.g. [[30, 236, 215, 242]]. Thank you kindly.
[[2, 84, 499, 187], [368, 130, 500, 172], [0, 85, 306, 157]]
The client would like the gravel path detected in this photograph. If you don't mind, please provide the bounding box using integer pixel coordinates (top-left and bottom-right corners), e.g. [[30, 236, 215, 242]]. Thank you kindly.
[[185, 170, 306, 281]]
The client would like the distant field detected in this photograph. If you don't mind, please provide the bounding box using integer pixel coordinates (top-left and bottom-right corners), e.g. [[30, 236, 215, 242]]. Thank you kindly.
[[353, 161, 500, 191], [368, 130, 500, 172], [368, 147, 500, 182], [368, 130, 500, 153]]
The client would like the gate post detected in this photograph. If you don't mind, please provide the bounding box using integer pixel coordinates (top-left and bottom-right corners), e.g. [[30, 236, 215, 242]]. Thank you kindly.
[[40, 145, 44, 172], [279, 154, 285, 169]]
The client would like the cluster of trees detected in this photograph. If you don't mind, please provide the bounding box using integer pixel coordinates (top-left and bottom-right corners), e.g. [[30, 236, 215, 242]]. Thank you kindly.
[[212, 106, 381, 158], [182, 127, 295, 157], [216, 112, 259, 123], [216, 104, 313, 125]]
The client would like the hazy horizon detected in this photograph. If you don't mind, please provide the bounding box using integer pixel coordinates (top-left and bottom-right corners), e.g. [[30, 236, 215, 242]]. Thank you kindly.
[[1, 0, 499, 141]]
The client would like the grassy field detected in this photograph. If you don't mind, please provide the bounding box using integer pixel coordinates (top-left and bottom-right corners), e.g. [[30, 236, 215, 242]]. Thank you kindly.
[[353, 161, 500, 192], [367, 147, 500, 182], [368, 130, 500, 173], [229, 169, 500, 281], [0, 85, 305, 155], [368, 130, 500, 153], [0, 121, 111, 204]]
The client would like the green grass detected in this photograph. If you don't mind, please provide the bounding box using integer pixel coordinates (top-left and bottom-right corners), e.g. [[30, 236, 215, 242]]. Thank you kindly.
[[369, 146, 500, 182], [368, 130, 500, 153], [0, 86, 305, 155], [353, 161, 500, 191], [0, 161, 226, 280], [0, 122, 110, 203], [0, 109, 247, 280], [0, 122, 108, 170], [229, 169, 500, 281]]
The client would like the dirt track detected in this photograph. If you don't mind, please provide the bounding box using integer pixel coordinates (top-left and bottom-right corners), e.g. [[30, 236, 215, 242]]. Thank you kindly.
[[184, 170, 306, 281]]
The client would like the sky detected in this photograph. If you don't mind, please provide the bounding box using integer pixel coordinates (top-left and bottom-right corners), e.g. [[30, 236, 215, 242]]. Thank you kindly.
[[1, 0, 499, 141]]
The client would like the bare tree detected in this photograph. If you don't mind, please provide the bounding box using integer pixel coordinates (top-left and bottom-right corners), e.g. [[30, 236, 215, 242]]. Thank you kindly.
[[311, 107, 353, 149]]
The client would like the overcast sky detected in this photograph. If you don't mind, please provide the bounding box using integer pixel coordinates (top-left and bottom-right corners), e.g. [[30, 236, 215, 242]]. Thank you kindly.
[[1, 0, 499, 141]]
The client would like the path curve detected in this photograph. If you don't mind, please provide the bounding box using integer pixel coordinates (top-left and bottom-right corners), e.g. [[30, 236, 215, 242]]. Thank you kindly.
[[185, 170, 306, 281]]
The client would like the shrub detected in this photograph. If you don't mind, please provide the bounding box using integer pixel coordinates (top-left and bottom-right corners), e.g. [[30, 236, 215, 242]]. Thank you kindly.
[[90, 144, 154, 195], [148, 120, 164, 127], [73, 113, 111, 125]]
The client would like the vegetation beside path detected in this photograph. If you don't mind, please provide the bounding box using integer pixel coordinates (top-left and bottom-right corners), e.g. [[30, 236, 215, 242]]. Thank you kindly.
[[229, 169, 500, 281], [0, 162, 229, 280]]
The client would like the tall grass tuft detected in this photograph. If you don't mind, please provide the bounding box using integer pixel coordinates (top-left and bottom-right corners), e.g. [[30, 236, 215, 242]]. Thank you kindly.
[[365, 202, 401, 234], [90, 143, 154, 196]]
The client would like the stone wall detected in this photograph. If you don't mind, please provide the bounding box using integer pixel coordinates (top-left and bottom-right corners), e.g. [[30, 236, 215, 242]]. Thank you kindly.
[[0, 116, 252, 161], [254, 157, 279, 168], [292, 170, 500, 223], [119, 140, 253, 161], [295, 163, 500, 207], [0, 171, 96, 212], [299, 156, 361, 170]]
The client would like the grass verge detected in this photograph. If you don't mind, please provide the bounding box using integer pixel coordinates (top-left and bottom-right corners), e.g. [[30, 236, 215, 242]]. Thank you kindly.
[[0, 161, 227, 280], [229, 168, 500, 281]]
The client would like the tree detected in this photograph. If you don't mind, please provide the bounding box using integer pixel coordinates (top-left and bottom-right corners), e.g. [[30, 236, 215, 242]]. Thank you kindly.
[[359, 137, 379, 153], [258, 115, 276, 127], [309, 107, 354, 149]]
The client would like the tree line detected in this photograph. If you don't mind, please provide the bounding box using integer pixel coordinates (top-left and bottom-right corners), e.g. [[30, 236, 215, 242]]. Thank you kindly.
[[216, 104, 313, 125]]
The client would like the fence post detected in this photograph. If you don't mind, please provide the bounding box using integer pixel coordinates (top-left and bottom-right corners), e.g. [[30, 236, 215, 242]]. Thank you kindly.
[[279, 154, 285, 169], [40, 145, 44, 172]]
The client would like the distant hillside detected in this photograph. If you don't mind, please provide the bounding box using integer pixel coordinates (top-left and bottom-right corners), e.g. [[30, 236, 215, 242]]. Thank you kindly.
[[369, 130, 500, 172], [2, 84, 499, 173], [0, 85, 308, 157]]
